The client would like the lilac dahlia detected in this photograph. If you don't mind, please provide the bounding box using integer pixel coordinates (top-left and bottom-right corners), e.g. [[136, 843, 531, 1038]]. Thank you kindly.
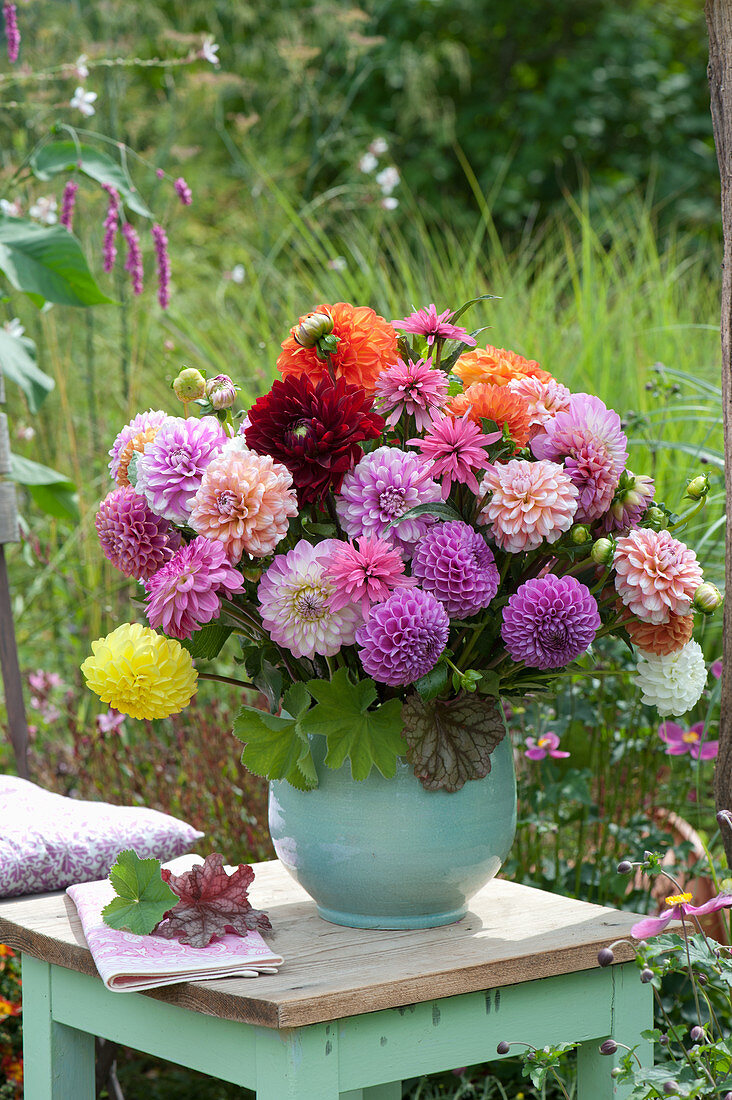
[[145, 537, 245, 639], [336, 445, 442, 555], [108, 409, 169, 481], [258, 539, 360, 659], [411, 521, 499, 618], [136, 415, 227, 524], [356, 588, 449, 686], [501, 575, 600, 669], [95, 486, 181, 581], [531, 393, 628, 522]]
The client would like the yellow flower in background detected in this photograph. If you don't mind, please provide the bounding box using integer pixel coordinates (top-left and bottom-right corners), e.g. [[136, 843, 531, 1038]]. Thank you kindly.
[[81, 623, 197, 721]]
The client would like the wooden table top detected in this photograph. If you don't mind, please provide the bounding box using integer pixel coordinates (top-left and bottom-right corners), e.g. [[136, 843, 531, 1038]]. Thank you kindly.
[[0, 860, 643, 1029]]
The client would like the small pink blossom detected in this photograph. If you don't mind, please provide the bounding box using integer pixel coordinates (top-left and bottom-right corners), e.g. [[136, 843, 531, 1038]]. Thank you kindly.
[[712, 659, 723, 680], [174, 177, 192, 206], [524, 732, 570, 760], [392, 304, 477, 348], [631, 891, 732, 940], [658, 720, 718, 761], [408, 412, 499, 498], [96, 709, 125, 734]]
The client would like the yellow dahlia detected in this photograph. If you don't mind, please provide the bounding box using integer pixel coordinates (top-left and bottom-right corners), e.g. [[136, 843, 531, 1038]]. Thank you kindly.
[[453, 345, 552, 389], [276, 302, 398, 395], [81, 623, 197, 720]]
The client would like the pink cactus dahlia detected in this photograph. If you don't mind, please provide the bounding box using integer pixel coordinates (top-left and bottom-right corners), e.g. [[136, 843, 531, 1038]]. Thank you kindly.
[[478, 459, 578, 553], [324, 536, 414, 617], [408, 412, 500, 498], [374, 357, 448, 431], [614, 528, 704, 624]]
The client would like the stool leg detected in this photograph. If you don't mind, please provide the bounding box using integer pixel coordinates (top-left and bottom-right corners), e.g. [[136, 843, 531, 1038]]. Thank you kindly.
[[576, 965, 653, 1099], [22, 955, 95, 1100]]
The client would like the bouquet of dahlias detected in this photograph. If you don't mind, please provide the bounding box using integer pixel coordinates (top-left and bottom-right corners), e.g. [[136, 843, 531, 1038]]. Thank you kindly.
[[83, 300, 721, 792]]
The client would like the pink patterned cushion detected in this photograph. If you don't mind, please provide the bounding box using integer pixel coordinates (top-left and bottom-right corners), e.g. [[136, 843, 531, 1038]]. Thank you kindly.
[[0, 775, 204, 897]]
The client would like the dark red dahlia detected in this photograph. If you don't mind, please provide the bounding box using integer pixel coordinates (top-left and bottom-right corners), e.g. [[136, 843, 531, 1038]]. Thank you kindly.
[[244, 374, 384, 505]]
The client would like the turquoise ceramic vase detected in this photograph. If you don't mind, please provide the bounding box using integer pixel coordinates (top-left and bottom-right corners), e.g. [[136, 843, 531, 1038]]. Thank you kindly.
[[268, 735, 517, 930]]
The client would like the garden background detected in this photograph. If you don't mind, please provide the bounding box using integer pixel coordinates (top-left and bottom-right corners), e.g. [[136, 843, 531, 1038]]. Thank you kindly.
[[0, 1, 728, 1097]]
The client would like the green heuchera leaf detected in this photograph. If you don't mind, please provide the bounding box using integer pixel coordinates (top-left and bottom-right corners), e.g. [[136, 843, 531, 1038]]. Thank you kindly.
[[233, 682, 316, 789], [101, 849, 177, 935], [401, 693, 507, 792], [301, 668, 405, 781], [0, 215, 114, 307]]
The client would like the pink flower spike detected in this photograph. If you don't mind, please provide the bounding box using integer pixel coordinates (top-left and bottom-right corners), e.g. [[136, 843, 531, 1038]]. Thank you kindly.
[[59, 180, 78, 231], [101, 184, 120, 273], [122, 223, 144, 295], [374, 358, 448, 432], [631, 891, 732, 940], [174, 177, 192, 206], [524, 731, 570, 760], [3, 2, 19, 63], [151, 223, 171, 309], [391, 304, 477, 347], [325, 535, 414, 617], [408, 412, 500, 498], [712, 659, 723, 680]]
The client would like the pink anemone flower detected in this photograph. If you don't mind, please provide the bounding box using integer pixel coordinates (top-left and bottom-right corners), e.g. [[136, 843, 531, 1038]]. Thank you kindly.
[[631, 890, 732, 940], [658, 721, 718, 761], [524, 732, 570, 760]]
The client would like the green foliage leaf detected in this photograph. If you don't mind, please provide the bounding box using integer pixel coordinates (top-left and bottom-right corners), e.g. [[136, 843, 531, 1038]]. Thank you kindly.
[[101, 849, 177, 935], [9, 453, 79, 519], [233, 683, 316, 787], [30, 142, 152, 218], [0, 215, 114, 307], [0, 329, 54, 412], [401, 692, 507, 791], [179, 622, 232, 660], [386, 501, 463, 529], [301, 668, 405, 781], [414, 662, 449, 702], [448, 293, 499, 325]]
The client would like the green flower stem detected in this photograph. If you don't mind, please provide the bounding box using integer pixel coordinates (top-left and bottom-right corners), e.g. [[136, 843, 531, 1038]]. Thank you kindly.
[[668, 496, 707, 533], [198, 672, 257, 691]]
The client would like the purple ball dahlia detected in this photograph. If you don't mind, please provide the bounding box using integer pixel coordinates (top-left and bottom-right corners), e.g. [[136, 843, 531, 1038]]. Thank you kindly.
[[356, 587, 449, 686], [501, 574, 600, 670], [145, 536, 245, 639], [95, 486, 181, 581], [136, 415, 227, 524], [411, 521, 499, 618]]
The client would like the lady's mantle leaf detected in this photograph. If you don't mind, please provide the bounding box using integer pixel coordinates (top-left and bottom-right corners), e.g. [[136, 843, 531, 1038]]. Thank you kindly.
[[301, 668, 404, 780], [233, 683, 316, 788], [401, 693, 507, 792], [101, 849, 177, 935], [154, 853, 271, 948]]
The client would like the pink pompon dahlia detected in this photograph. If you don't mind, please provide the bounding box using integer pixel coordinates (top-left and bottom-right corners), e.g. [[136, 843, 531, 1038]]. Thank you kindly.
[[336, 445, 442, 555], [190, 448, 297, 562], [136, 416, 227, 524], [374, 357, 449, 431], [95, 486, 181, 581], [478, 459, 578, 553], [507, 376, 572, 435], [658, 720, 718, 761], [391, 304, 477, 348], [501, 575, 600, 669], [324, 536, 414, 618], [631, 890, 732, 940], [408, 412, 500, 498], [258, 539, 361, 658], [614, 528, 704, 624], [531, 393, 628, 522], [108, 410, 170, 481], [144, 536, 244, 639], [356, 587, 449, 686], [411, 521, 499, 618]]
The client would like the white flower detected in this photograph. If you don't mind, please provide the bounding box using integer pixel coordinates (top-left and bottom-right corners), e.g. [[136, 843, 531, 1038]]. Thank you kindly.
[[375, 166, 400, 195], [3, 318, 24, 338], [369, 137, 388, 156], [225, 263, 245, 284], [381, 196, 399, 211], [327, 256, 347, 272], [74, 54, 89, 80], [70, 86, 97, 117], [634, 640, 707, 717], [200, 36, 220, 65], [15, 424, 35, 442], [358, 152, 378, 174], [0, 198, 22, 218], [29, 197, 58, 225]]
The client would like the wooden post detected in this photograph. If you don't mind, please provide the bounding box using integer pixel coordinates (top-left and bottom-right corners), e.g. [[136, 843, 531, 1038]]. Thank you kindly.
[[707, 0, 732, 862], [0, 366, 29, 778]]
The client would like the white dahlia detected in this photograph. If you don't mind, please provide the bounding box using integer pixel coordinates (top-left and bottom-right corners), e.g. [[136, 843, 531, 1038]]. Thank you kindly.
[[634, 640, 707, 717]]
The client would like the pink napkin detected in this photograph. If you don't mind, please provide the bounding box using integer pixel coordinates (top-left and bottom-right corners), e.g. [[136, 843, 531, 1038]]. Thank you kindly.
[[67, 859, 283, 993]]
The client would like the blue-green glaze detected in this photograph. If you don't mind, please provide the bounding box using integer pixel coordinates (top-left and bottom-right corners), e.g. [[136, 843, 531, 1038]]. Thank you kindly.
[[268, 735, 517, 929]]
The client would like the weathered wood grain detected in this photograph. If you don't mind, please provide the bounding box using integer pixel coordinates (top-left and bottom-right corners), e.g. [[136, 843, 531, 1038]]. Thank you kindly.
[[0, 860, 647, 1029]]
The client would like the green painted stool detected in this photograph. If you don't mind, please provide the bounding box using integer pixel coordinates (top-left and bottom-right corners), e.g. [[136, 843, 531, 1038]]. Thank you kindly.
[[0, 860, 652, 1098]]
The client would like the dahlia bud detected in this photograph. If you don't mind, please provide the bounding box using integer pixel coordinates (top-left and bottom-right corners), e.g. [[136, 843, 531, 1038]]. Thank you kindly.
[[644, 506, 668, 531], [205, 374, 237, 411], [599, 1039, 618, 1056], [690, 1025, 705, 1042], [173, 367, 206, 402], [597, 947, 614, 967], [686, 474, 710, 501], [617, 860, 633, 874], [569, 524, 591, 545], [591, 538, 615, 566], [640, 968, 654, 984], [496, 1041, 510, 1055], [292, 310, 334, 348], [691, 582, 722, 615]]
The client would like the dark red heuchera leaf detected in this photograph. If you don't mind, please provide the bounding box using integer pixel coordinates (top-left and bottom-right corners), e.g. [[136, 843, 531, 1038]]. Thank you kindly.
[[244, 374, 384, 506], [153, 853, 272, 948]]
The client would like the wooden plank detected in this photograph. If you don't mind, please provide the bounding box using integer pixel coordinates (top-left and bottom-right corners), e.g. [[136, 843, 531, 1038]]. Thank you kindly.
[[0, 413, 10, 475], [0, 862, 648, 1029], [0, 542, 28, 777]]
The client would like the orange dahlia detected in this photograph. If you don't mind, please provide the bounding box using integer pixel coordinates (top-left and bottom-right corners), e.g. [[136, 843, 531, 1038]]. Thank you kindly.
[[625, 612, 695, 656], [115, 425, 162, 488], [454, 344, 553, 389], [449, 383, 533, 449], [276, 302, 398, 395]]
